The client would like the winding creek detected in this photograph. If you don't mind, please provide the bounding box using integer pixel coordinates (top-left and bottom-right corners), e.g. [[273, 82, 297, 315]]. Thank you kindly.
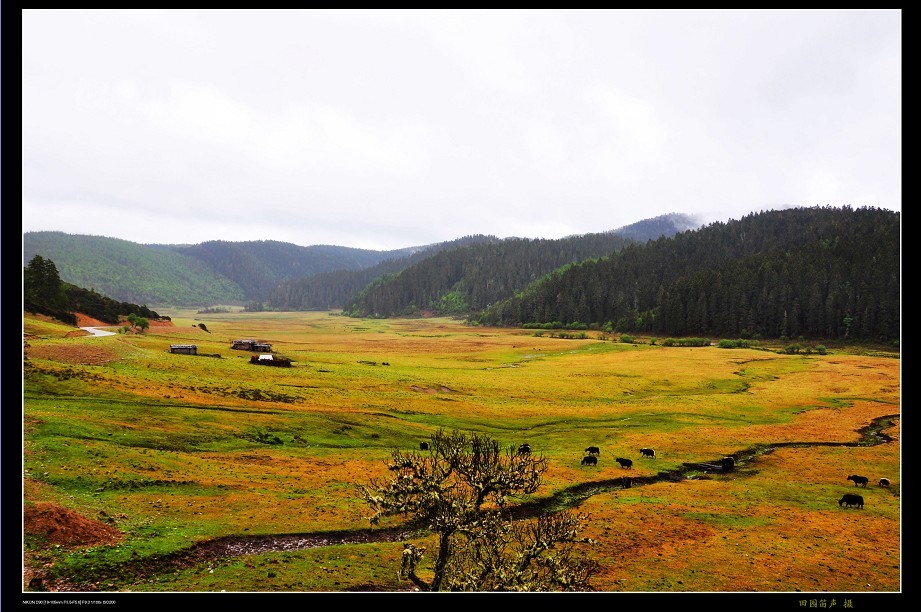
[[43, 412, 899, 591]]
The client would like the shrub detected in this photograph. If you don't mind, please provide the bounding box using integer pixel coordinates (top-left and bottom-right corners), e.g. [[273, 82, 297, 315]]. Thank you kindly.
[[663, 337, 710, 347]]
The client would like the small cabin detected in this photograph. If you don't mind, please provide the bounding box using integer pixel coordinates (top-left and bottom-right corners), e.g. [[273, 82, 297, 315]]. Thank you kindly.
[[232, 339, 272, 352], [249, 354, 292, 367], [170, 344, 198, 355]]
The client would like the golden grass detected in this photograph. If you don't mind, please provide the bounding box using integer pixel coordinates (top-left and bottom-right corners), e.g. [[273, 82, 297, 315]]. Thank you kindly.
[[22, 311, 900, 592]]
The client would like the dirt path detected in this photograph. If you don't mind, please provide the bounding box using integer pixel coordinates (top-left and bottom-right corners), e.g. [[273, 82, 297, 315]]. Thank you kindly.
[[30, 413, 899, 592], [80, 327, 117, 337]]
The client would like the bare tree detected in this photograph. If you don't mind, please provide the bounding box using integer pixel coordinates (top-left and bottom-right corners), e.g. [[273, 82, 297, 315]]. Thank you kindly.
[[357, 429, 598, 591]]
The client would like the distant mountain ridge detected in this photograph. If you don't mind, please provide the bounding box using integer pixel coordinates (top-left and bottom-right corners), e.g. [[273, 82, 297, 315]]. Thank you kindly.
[[342, 232, 636, 318], [267, 235, 502, 310], [169, 240, 416, 299], [22, 232, 421, 307], [608, 212, 701, 241], [22, 214, 703, 308], [334, 213, 703, 317]]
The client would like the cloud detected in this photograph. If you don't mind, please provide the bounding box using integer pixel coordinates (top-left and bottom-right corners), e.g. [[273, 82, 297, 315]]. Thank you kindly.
[[22, 9, 901, 250]]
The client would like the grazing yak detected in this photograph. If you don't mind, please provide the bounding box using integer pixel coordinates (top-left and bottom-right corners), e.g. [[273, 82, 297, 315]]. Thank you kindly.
[[839, 493, 864, 509], [420, 442, 429, 451], [640, 448, 656, 458], [879, 477, 891, 487], [581, 455, 598, 467], [585, 446, 600, 456], [615, 457, 633, 469], [847, 474, 869, 487], [621, 476, 632, 489], [518, 443, 532, 455]]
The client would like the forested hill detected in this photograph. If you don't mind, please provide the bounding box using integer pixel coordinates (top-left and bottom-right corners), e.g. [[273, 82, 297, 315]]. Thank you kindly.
[[267, 235, 502, 310], [24, 255, 163, 326], [22, 232, 246, 306], [22, 232, 418, 306], [343, 232, 635, 318], [169, 240, 415, 299], [475, 206, 900, 342]]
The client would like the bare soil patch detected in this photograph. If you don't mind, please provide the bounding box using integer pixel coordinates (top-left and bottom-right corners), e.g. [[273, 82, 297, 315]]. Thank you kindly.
[[23, 502, 126, 592], [24, 502, 123, 548], [27, 343, 120, 366], [74, 313, 113, 327]]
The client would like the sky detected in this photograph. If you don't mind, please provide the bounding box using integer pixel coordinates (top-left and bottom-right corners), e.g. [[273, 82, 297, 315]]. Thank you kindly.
[[21, 9, 901, 251]]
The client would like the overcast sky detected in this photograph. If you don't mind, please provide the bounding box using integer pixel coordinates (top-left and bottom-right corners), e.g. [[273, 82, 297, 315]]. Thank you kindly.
[[22, 9, 901, 251]]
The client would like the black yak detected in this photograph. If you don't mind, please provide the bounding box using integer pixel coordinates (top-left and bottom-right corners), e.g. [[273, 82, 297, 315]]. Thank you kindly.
[[847, 475, 869, 487], [839, 493, 864, 509]]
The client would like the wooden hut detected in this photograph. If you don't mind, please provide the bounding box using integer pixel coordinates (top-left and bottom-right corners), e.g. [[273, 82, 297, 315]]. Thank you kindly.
[[170, 344, 198, 355]]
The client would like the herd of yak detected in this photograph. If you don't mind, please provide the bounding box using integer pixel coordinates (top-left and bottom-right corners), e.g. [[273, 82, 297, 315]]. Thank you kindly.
[[516, 443, 654, 469], [839, 474, 892, 509], [414, 441, 892, 509]]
